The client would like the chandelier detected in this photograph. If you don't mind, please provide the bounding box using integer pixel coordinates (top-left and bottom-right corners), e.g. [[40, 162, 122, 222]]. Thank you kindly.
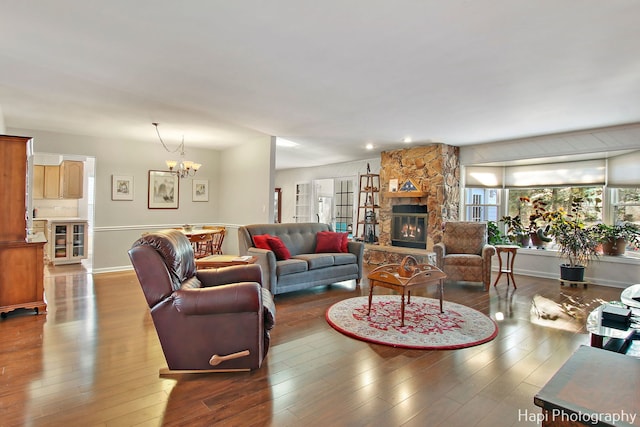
[[152, 122, 202, 178]]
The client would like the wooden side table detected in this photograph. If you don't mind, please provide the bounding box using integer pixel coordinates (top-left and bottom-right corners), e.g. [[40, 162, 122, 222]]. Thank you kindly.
[[493, 245, 519, 289]]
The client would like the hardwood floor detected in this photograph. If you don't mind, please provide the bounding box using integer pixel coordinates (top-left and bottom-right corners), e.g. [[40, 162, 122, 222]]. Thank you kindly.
[[0, 264, 624, 426]]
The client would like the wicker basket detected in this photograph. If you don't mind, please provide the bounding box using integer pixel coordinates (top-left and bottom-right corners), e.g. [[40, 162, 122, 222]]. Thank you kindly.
[[398, 255, 419, 278]]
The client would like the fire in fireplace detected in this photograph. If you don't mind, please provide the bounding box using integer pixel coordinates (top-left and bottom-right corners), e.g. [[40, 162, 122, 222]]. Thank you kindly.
[[391, 205, 428, 249]]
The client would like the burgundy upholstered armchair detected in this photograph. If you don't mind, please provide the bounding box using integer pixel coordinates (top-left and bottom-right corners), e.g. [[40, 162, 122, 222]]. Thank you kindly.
[[434, 221, 496, 291], [128, 230, 276, 373]]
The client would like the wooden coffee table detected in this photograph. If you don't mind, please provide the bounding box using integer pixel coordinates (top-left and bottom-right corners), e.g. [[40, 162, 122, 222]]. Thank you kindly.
[[195, 255, 257, 269], [367, 263, 446, 327]]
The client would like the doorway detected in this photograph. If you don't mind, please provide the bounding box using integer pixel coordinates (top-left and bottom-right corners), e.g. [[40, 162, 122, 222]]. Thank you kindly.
[[32, 153, 96, 273]]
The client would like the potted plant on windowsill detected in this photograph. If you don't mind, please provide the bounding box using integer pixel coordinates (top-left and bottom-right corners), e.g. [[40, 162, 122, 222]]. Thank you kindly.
[[488, 220, 509, 245], [592, 222, 640, 256], [500, 215, 529, 247], [545, 197, 600, 282], [528, 198, 553, 249]]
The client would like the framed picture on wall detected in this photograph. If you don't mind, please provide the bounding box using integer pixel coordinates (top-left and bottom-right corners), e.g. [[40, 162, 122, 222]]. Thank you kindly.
[[111, 175, 134, 201], [192, 179, 209, 202], [148, 170, 179, 209]]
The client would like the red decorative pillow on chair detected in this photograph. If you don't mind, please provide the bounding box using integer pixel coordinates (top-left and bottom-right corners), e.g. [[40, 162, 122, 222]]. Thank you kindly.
[[315, 231, 348, 253], [252, 234, 272, 250], [267, 236, 291, 260]]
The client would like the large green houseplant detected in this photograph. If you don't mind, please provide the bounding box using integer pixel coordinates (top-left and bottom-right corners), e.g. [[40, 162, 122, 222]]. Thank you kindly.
[[545, 197, 600, 282]]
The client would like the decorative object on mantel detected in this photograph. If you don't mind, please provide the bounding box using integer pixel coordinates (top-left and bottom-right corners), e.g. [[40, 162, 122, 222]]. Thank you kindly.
[[399, 178, 418, 192], [148, 170, 179, 209], [152, 122, 202, 179], [384, 178, 427, 198], [389, 178, 398, 192], [326, 296, 498, 349]]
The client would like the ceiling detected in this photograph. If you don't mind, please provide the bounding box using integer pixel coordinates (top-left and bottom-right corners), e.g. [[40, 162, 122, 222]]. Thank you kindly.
[[1, 1, 639, 170]]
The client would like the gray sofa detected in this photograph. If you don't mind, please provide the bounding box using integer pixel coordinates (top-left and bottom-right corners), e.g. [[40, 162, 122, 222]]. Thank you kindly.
[[238, 223, 364, 295]]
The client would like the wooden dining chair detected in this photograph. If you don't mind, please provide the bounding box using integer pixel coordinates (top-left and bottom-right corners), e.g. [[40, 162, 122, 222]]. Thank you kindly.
[[189, 233, 213, 259], [209, 227, 226, 255]]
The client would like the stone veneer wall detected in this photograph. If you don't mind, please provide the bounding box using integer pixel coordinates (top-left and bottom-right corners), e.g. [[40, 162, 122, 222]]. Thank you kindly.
[[378, 144, 460, 250]]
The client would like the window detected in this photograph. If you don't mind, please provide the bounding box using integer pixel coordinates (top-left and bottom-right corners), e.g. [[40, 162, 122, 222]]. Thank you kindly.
[[611, 187, 640, 224], [334, 178, 354, 234], [463, 152, 640, 258], [464, 188, 500, 222], [508, 187, 603, 228]]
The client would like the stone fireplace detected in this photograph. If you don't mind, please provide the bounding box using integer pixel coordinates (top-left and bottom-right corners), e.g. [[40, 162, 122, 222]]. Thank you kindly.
[[378, 144, 460, 250]]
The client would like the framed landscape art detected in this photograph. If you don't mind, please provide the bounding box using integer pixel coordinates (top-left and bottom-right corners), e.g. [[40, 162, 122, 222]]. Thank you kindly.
[[148, 170, 179, 209]]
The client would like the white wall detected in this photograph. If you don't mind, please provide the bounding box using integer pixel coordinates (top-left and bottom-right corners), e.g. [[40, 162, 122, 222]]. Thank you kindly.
[[218, 136, 273, 225], [499, 249, 640, 289], [275, 157, 380, 223], [9, 127, 274, 272], [0, 105, 5, 134]]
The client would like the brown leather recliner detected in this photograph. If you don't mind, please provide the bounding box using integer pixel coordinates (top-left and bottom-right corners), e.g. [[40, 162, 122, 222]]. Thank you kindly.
[[128, 229, 276, 373]]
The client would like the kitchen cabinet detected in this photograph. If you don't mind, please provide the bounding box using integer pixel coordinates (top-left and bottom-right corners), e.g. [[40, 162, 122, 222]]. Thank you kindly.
[[50, 221, 88, 265], [60, 160, 83, 198], [33, 165, 45, 199], [33, 160, 84, 199], [43, 165, 60, 199]]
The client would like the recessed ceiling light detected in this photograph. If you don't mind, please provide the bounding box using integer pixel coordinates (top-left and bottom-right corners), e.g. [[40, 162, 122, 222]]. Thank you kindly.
[[365, 143, 374, 150], [276, 137, 299, 147], [403, 137, 412, 143]]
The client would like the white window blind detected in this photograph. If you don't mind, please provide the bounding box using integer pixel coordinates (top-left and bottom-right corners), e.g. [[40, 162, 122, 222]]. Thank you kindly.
[[464, 166, 503, 188], [505, 159, 605, 187], [608, 151, 640, 187]]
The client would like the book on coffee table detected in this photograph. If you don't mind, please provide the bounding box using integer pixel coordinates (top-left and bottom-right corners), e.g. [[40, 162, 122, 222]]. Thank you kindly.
[[195, 254, 257, 269], [602, 303, 631, 323]]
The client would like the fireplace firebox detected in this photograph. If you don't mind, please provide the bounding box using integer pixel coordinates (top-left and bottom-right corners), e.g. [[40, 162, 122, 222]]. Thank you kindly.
[[391, 205, 428, 249]]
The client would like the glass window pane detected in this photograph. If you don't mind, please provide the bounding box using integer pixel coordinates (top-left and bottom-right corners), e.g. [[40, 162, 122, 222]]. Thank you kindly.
[[464, 188, 501, 222], [612, 187, 640, 224], [508, 187, 603, 228]]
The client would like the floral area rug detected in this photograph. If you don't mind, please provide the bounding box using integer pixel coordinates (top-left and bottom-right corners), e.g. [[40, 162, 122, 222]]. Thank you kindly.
[[326, 296, 498, 349]]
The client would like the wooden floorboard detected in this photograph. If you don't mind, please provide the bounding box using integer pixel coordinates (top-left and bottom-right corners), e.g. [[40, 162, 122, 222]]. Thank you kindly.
[[0, 263, 627, 426]]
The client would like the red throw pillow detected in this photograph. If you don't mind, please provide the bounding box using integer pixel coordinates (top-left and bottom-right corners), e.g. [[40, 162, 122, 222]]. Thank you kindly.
[[252, 234, 272, 250], [267, 236, 291, 260], [315, 231, 346, 253], [341, 232, 349, 253]]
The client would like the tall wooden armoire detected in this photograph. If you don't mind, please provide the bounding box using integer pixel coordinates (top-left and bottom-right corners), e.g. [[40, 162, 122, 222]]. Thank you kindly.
[[0, 134, 47, 317]]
